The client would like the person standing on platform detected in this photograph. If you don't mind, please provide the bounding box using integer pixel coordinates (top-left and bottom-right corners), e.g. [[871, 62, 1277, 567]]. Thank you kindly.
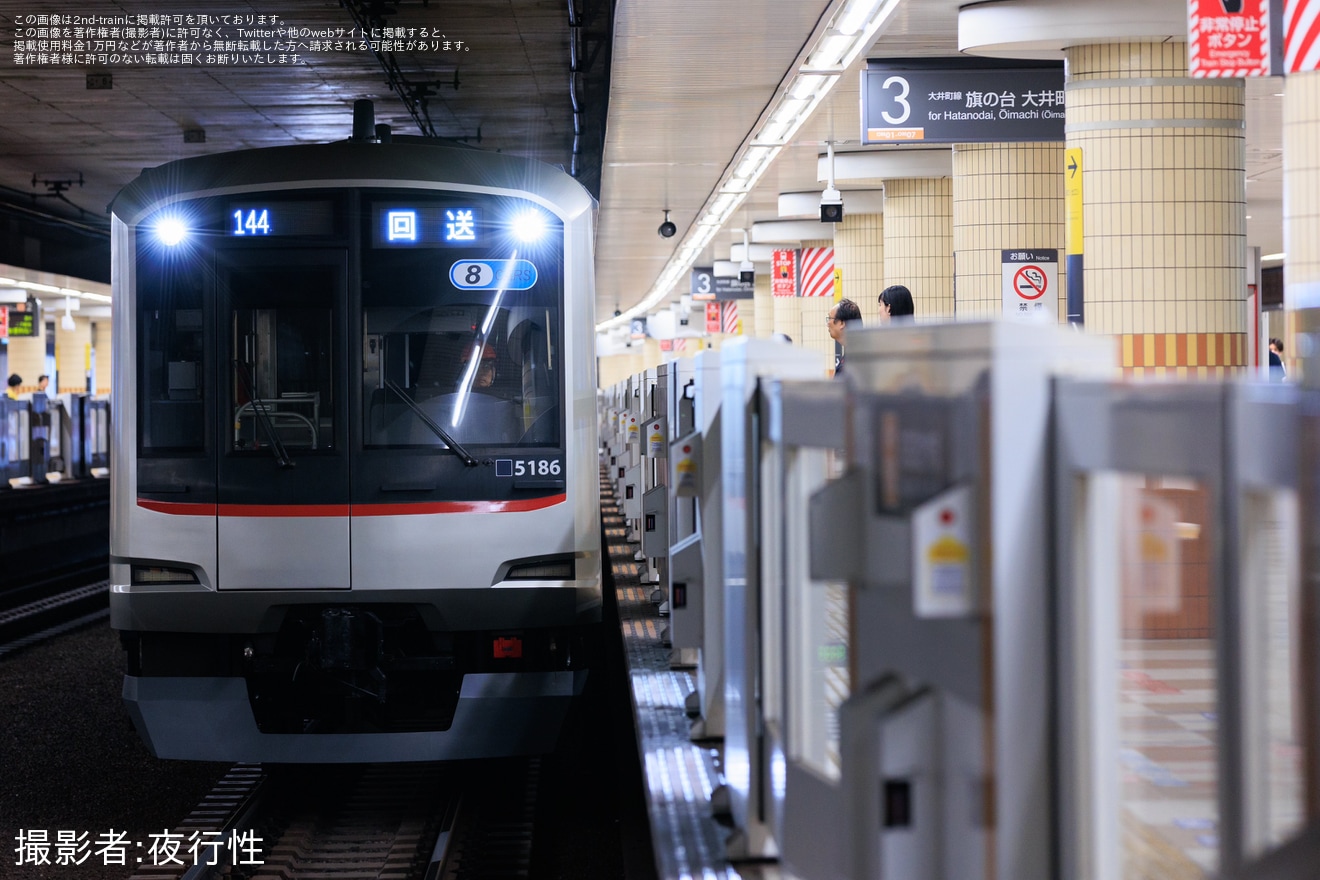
[[879, 284, 915, 323], [35, 374, 48, 396], [1268, 338, 1286, 382], [827, 298, 861, 377], [6, 374, 20, 399]]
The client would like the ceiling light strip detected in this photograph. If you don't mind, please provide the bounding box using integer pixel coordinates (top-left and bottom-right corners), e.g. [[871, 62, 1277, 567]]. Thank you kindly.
[[597, 0, 905, 332]]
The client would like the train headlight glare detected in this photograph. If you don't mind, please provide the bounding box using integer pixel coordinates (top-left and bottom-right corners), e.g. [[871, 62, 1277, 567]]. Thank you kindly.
[[154, 217, 189, 246], [510, 209, 547, 243]]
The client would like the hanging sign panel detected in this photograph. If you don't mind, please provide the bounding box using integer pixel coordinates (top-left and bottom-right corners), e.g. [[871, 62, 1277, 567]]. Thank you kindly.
[[713, 276, 754, 300], [5, 303, 37, 337], [691, 267, 716, 301], [772, 249, 797, 297], [705, 302, 722, 334], [861, 59, 1065, 145], [1188, 0, 1280, 77]]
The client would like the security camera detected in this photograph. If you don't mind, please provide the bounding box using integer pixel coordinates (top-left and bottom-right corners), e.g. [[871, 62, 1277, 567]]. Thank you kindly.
[[658, 210, 677, 238], [739, 259, 754, 284], [614, 307, 622, 317], [820, 185, 844, 223]]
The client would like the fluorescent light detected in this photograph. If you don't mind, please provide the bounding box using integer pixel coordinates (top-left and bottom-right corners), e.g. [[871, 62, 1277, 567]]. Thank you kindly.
[[808, 33, 853, 68], [758, 118, 792, 143], [789, 74, 830, 100], [1262, 252, 1286, 261], [835, 0, 884, 35], [770, 98, 808, 126]]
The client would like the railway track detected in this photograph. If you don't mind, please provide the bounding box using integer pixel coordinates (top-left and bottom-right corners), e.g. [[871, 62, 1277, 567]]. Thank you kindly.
[[0, 576, 109, 658], [126, 759, 546, 880]]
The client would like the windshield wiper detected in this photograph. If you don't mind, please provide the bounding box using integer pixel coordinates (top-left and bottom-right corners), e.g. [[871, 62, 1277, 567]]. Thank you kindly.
[[384, 380, 479, 467], [234, 360, 295, 468]]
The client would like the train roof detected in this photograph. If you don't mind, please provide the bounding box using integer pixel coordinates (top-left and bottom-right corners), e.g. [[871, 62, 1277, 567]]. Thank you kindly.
[[109, 138, 596, 223]]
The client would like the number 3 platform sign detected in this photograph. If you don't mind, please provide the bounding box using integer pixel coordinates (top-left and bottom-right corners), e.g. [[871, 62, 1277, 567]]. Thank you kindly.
[[1002, 249, 1058, 322], [861, 59, 1065, 145]]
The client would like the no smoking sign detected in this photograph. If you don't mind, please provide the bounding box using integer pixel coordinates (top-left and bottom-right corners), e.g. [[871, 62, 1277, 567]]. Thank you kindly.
[[1001, 249, 1058, 322]]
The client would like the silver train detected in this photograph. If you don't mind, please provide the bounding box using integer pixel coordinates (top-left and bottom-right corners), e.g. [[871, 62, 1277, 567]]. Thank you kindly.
[[108, 112, 601, 762]]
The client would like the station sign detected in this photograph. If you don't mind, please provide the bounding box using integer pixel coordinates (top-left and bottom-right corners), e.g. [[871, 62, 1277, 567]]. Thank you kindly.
[[691, 267, 716, 301], [1188, 0, 1283, 77], [4, 302, 37, 337], [861, 59, 1065, 145], [691, 266, 754, 301], [1002, 249, 1058, 322]]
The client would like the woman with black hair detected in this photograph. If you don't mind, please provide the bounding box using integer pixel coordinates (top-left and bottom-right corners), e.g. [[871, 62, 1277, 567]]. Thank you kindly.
[[879, 284, 915, 322]]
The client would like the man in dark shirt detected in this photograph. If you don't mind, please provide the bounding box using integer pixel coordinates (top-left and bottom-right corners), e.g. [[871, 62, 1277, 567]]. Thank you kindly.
[[827, 298, 861, 376]]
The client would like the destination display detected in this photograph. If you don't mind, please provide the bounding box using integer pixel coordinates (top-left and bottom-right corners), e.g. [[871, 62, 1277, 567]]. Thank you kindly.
[[226, 200, 336, 236], [861, 60, 1065, 145], [4, 303, 37, 337], [373, 204, 484, 247]]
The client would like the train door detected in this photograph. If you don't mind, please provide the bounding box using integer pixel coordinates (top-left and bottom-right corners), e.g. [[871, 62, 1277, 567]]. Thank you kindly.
[[215, 249, 349, 590]]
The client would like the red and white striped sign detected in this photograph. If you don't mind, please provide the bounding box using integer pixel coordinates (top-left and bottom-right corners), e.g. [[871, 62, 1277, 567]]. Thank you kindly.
[[1286, 0, 1320, 71], [672, 338, 687, 352], [800, 247, 835, 297], [705, 302, 722, 334], [1188, 0, 1272, 77], [722, 301, 741, 336], [772, 249, 797, 297]]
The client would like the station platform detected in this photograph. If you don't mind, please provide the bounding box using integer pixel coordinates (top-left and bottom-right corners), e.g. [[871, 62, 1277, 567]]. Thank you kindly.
[[0, 477, 109, 590], [600, 470, 752, 880]]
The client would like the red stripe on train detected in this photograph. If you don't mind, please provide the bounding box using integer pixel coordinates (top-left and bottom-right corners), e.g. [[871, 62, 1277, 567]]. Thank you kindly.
[[137, 494, 567, 517]]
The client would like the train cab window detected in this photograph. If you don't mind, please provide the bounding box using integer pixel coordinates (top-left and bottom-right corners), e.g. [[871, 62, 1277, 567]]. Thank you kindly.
[[137, 259, 207, 452], [225, 261, 339, 455], [362, 277, 562, 450], [363, 306, 531, 448]]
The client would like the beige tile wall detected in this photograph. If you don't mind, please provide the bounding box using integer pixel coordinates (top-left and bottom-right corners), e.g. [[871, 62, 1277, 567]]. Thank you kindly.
[[952, 142, 1067, 318], [4, 334, 44, 394], [835, 212, 885, 325], [773, 289, 803, 342], [92, 319, 112, 396], [1284, 69, 1320, 383], [753, 273, 774, 338], [598, 352, 646, 388], [883, 177, 955, 319], [1066, 42, 1246, 355], [54, 318, 91, 394]]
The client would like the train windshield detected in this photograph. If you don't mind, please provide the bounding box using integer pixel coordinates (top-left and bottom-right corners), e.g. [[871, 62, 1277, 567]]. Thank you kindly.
[[361, 194, 563, 450]]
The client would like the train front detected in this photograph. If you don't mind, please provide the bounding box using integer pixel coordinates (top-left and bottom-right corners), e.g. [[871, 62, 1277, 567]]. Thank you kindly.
[[107, 140, 601, 762]]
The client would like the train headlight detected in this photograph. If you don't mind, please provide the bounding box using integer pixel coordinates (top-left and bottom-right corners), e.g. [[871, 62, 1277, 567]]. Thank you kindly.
[[132, 564, 200, 585], [510, 209, 547, 243], [154, 217, 189, 246]]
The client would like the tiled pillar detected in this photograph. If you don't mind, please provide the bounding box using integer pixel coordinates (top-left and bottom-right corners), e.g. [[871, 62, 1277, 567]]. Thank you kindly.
[[798, 238, 838, 376], [883, 178, 955, 319], [835, 212, 885, 324], [1285, 70, 1320, 384], [55, 314, 93, 394], [1067, 42, 1247, 378], [772, 289, 802, 342], [4, 332, 45, 395], [753, 273, 774, 338], [91, 318, 112, 397], [952, 143, 1066, 319], [598, 352, 645, 388]]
